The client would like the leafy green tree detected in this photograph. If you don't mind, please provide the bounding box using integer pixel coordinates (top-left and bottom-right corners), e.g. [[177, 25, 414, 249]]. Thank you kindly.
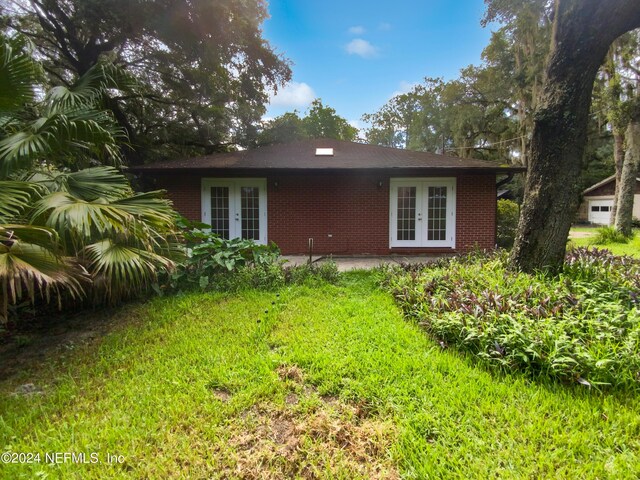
[[362, 2, 550, 165], [364, 73, 515, 163], [257, 99, 358, 145], [4, 0, 291, 162], [0, 39, 179, 322], [302, 99, 358, 141], [256, 112, 306, 145], [482, 0, 553, 167], [363, 84, 428, 149]]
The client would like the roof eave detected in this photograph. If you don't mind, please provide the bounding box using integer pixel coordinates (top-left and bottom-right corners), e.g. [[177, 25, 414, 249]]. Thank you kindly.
[[127, 165, 526, 174]]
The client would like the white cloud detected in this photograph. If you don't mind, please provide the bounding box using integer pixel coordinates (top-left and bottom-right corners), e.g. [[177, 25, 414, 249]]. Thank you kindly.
[[390, 80, 418, 99], [349, 120, 366, 140], [268, 81, 316, 108], [345, 38, 378, 58], [348, 25, 365, 35]]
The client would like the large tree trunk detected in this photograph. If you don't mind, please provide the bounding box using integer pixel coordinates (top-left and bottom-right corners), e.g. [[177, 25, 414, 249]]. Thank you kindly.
[[509, 0, 640, 273], [614, 113, 640, 236], [610, 130, 626, 224]]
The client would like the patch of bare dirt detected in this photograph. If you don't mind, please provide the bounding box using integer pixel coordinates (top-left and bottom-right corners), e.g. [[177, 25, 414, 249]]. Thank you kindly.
[[569, 230, 597, 238], [212, 388, 233, 402], [276, 363, 304, 383], [0, 305, 140, 381], [218, 363, 399, 479], [224, 402, 399, 480]]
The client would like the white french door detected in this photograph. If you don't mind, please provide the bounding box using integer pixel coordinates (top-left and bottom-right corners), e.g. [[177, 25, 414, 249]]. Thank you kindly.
[[201, 178, 267, 244], [389, 178, 456, 248]]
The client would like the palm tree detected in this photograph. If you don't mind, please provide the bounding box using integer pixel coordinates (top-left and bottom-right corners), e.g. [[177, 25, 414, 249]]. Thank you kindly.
[[0, 39, 180, 322]]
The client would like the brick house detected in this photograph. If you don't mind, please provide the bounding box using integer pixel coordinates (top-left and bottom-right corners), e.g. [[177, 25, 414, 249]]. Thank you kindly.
[[577, 175, 640, 225], [130, 139, 524, 255]]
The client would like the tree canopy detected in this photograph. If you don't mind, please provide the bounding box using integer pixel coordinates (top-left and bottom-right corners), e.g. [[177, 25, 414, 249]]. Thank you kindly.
[[257, 99, 358, 145], [3, 0, 291, 163]]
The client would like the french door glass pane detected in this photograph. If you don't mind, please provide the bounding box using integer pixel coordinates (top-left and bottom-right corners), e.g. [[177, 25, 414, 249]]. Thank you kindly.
[[210, 187, 230, 239], [241, 186, 260, 240], [397, 186, 416, 241], [427, 186, 447, 241]]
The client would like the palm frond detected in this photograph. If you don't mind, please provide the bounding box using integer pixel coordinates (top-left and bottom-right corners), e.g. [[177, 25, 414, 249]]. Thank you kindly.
[[1, 224, 60, 247], [0, 129, 50, 175], [84, 238, 174, 303], [33, 189, 179, 251], [27, 166, 131, 201], [32, 191, 134, 247], [0, 225, 86, 322], [0, 181, 42, 222], [0, 42, 37, 115], [0, 110, 125, 176], [112, 191, 178, 230], [46, 85, 101, 111], [46, 62, 138, 111]]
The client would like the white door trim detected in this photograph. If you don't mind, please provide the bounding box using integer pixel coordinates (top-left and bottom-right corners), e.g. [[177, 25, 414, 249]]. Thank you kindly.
[[201, 178, 268, 244], [389, 177, 456, 248]]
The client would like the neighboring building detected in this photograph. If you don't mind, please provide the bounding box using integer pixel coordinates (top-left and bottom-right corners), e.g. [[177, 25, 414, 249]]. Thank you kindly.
[[129, 139, 524, 256], [578, 175, 640, 225]]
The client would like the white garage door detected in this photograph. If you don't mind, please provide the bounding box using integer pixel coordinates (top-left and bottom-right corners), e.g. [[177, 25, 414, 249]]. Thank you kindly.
[[588, 200, 613, 225]]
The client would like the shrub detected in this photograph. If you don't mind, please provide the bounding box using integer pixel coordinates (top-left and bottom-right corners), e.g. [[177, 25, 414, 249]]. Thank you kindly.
[[203, 262, 286, 292], [383, 248, 640, 390], [171, 221, 282, 291], [593, 226, 634, 245], [496, 199, 519, 248], [169, 218, 340, 292], [284, 260, 340, 285]]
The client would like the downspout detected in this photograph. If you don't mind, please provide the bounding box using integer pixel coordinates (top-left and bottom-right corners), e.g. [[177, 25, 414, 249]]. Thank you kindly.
[[496, 172, 515, 190]]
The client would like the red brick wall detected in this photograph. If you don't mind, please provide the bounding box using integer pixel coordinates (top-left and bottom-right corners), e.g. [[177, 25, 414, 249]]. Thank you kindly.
[[153, 174, 201, 221], [152, 171, 497, 255], [455, 174, 497, 252], [268, 172, 388, 255]]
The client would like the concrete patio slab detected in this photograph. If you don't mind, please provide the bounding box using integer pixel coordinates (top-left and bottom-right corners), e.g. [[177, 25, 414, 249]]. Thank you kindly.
[[281, 255, 441, 272]]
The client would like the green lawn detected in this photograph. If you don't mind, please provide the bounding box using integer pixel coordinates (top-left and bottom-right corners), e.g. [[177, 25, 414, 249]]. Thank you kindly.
[[1, 273, 640, 479], [569, 227, 640, 257]]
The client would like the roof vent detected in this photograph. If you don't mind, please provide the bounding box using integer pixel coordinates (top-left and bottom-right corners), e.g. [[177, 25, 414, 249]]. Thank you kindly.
[[315, 148, 334, 156]]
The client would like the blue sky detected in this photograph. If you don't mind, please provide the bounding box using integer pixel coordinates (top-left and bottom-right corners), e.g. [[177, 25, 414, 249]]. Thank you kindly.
[[263, 0, 497, 130]]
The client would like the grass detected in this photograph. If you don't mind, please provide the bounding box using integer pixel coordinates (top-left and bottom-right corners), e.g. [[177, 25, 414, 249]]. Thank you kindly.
[[570, 226, 601, 234], [569, 227, 640, 257], [1, 272, 639, 478]]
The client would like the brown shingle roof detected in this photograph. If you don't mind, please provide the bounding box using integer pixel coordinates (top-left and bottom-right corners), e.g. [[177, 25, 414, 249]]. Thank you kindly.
[[583, 174, 640, 195], [128, 138, 525, 173]]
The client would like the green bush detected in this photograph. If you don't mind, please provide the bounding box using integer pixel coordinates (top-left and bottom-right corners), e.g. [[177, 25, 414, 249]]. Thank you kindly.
[[169, 218, 340, 292], [593, 226, 634, 245], [284, 260, 340, 285], [497, 199, 519, 248], [383, 248, 640, 390], [203, 262, 286, 292], [169, 218, 282, 291]]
